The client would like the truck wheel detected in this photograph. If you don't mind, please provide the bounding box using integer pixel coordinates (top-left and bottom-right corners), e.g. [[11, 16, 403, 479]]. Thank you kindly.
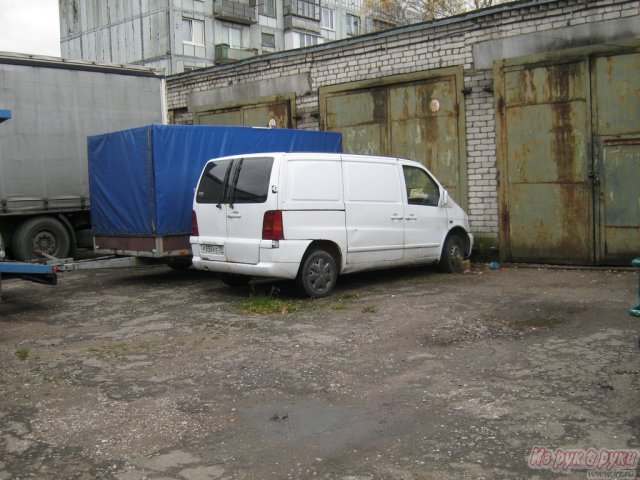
[[439, 233, 465, 273], [12, 217, 71, 261], [296, 249, 337, 298], [220, 273, 251, 287]]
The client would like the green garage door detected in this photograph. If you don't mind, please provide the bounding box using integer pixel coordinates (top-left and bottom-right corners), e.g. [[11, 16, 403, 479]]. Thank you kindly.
[[320, 69, 467, 208], [496, 47, 640, 265], [194, 96, 294, 129]]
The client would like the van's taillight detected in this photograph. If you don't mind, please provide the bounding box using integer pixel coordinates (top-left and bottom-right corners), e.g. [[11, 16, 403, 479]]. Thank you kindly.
[[191, 210, 199, 236], [262, 210, 284, 240]]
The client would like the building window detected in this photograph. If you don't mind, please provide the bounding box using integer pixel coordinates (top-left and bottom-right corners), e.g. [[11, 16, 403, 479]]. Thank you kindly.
[[260, 0, 276, 17], [183, 18, 205, 45], [321, 7, 334, 30], [346, 14, 360, 36], [298, 32, 319, 47], [261, 32, 276, 48], [222, 24, 243, 48], [295, 0, 320, 20]]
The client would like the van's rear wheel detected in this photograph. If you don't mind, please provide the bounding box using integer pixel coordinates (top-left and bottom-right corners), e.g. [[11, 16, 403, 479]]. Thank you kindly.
[[439, 233, 465, 273], [296, 249, 337, 298]]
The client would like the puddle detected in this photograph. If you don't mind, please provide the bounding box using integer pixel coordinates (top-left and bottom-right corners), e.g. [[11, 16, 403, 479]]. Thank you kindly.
[[241, 400, 412, 454]]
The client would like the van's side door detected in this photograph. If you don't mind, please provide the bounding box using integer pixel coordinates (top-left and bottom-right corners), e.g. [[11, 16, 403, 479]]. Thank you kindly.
[[343, 156, 405, 264], [224, 156, 278, 265], [400, 163, 448, 260]]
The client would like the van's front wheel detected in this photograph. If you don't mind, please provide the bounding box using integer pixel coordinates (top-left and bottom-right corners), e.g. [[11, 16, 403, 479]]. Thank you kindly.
[[296, 249, 337, 298], [439, 233, 465, 273]]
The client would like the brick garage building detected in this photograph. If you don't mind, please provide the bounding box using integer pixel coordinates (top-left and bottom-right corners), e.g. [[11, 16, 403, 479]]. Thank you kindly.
[[167, 0, 640, 265]]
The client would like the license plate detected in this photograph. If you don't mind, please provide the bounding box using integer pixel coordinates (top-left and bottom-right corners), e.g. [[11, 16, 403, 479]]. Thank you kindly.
[[200, 244, 224, 255]]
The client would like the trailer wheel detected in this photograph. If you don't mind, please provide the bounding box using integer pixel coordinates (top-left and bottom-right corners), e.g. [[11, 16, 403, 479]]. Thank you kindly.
[[12, 217, 71, 261]]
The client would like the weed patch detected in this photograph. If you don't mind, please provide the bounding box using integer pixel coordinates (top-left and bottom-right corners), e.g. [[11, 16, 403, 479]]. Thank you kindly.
[[240, 295, 301, 315], [15, 348, 29, 361]]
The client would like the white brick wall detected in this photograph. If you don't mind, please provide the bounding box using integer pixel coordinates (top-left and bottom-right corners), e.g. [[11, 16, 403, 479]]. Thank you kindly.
[[167, 0, 639, 239]]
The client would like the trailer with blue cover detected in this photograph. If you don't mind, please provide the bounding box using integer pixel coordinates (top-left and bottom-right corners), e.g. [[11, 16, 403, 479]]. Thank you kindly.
[[89, 124, 342, 264]]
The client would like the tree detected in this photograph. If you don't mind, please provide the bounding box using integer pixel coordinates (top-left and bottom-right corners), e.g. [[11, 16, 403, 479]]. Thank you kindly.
[[365, 0, 509, 30]]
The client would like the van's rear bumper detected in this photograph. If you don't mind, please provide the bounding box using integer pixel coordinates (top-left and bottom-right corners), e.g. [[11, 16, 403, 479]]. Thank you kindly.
[[191, 239, 312, 279], [191, 258, 301, 279]]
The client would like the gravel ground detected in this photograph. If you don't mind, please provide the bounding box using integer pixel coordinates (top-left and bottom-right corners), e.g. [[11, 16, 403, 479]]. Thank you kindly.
[[0, 263, 639, 479]]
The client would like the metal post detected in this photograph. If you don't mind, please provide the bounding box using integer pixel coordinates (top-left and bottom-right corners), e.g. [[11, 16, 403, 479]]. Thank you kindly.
[[630, 258, 640, 318]]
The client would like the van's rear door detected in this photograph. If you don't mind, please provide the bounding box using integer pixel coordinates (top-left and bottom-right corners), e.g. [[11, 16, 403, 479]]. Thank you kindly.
[[194, 158, 233, 260], [224, 156, 278, 264]]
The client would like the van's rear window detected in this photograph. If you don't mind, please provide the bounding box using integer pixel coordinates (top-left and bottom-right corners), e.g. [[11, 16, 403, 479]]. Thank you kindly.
[[196, 159, 232, 204], [231, 157, 274, 204], [196, 157, 274, 205]]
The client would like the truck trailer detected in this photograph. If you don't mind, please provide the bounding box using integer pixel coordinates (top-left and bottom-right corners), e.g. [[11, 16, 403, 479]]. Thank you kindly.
[[0, 52, 165, 261], [89, 124, 342, 266]]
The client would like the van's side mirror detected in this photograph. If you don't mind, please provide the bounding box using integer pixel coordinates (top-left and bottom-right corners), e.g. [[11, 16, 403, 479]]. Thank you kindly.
[[440, 190, 449, 207]]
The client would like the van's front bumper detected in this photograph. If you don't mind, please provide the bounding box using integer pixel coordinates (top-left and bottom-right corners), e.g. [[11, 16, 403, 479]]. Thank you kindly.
[[191, 239, 312, 279]]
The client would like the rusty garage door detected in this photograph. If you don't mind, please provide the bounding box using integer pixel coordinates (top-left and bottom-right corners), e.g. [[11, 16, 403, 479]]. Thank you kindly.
[[320, 68, 467, 207], [496, 46, 640, 265], [593, 52, 640, 264], [193, 95, 295, 128]]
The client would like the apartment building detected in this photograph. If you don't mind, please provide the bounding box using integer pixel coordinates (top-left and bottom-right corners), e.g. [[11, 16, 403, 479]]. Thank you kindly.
[[59, 0, 368, 74]]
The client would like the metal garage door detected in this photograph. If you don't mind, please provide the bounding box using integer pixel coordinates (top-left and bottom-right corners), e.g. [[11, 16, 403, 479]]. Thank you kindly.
[[194, 96, 294, 128], [496, 47, 640, 265], [320, 68, 467, 207], [593, 52, 640, 264]]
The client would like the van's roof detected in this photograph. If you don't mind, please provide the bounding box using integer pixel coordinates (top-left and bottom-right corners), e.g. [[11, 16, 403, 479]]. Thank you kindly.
[[207, 152, 422, 165]]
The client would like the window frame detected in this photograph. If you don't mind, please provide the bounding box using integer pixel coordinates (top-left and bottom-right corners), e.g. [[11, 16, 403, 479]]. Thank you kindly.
[[321, 7, 335, 30], [259, 0, 277, 17], [298, 32, 320, 47], [346, 13, 360, 36], [402, 165, 441, 207], [221, 23, 243, 48], [261, 32, 276, 48], [182, 18, 205, 46]]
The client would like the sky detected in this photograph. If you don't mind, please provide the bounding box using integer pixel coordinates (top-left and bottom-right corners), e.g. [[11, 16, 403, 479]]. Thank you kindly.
[[0, 0, 61, 57]]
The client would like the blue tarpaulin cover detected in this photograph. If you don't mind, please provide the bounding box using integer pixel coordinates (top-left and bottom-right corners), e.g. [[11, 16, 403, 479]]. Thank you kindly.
[[88, 125, 342, 236]]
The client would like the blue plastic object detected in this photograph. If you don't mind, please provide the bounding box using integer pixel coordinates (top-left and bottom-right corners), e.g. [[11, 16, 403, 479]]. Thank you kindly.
[[88, 125, 342, 236], [489, 261, 500, 270], [0, 109, 11, 123]]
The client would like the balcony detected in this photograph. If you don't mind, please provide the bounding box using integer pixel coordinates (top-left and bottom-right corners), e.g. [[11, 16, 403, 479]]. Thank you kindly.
[[215, 44, 257, 63], [213, 0, 257, 25], [283, 0, 321, 32]]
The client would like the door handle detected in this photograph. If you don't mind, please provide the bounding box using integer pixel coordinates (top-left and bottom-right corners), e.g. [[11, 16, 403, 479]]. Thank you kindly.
[[588, 171, 600, 186], [390, 214, 403, 220], [227, 213, 241, 219], [406, 215, 417, 221]]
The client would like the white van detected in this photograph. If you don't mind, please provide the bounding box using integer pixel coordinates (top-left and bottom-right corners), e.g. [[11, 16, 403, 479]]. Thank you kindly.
[[190, 152, 473, 297]]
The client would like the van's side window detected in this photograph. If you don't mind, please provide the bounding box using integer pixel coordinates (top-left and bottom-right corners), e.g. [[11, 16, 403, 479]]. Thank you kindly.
[[402, 166, 439, 207], [231, 157, 274, 204], [196, 159, 232, 204]]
